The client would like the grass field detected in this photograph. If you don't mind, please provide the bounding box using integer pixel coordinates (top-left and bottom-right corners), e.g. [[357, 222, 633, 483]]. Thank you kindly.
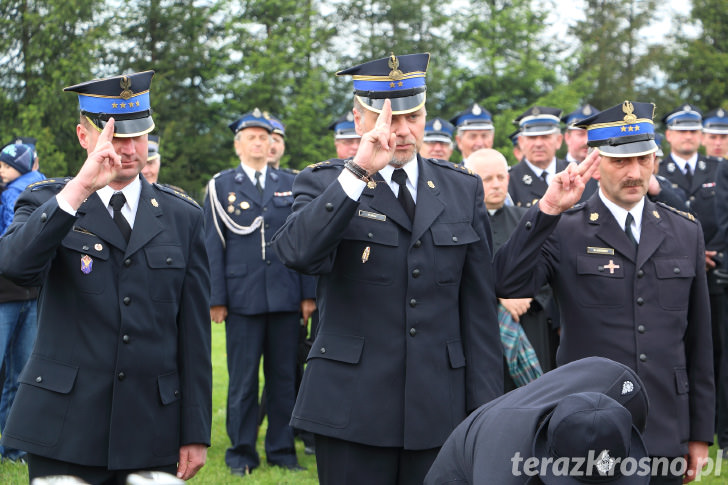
[[1, 323, 727, 484]]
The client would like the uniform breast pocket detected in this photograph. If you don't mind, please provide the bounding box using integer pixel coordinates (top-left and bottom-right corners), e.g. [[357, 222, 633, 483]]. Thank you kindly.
[[575, 255, 625, 308], [61, 230, 111, 294], [431, 222, 479, 286], [337, 220, 399, 285], [144, 245, 186, 302], [654, 257, 695, 310]]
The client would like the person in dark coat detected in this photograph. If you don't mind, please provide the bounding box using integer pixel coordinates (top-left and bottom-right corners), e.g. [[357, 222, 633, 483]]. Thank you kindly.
[[509, 106, 598, 209], [0, 71, 212, 483], [465, 148, 554, 386], [204, 108, 315, 475], [494, 101, 715, 484], [425, 356, 650, 485], [658, 105, 725, 453], [272, 52, 503, 485]]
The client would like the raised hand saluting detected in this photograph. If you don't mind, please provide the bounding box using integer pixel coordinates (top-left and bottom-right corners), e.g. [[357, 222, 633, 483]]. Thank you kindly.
[[352, 99, 397, 174], [538, 148, 600, 215], [60, 118, 122, 210]]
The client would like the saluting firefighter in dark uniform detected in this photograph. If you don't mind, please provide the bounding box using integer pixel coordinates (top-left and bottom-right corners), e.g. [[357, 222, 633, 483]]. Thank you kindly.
[[203, 109, 315, 476], [0, 71, 213, 483], [495, 100, 715, 484], [272, 52, 503, 485]]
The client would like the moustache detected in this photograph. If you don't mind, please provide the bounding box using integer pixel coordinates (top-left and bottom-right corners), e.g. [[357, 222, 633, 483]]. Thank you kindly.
[[621, 179, 644, 188]]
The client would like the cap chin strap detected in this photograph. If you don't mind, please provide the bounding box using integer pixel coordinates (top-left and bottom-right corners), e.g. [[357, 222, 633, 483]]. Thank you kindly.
[[207, 177, 266, 260]]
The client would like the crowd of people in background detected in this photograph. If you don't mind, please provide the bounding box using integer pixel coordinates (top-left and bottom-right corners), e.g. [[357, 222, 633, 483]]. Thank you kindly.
[[0, 51, 727, 485]]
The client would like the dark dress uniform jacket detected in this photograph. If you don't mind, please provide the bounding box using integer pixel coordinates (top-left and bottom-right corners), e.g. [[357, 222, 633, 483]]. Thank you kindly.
[[0, 177, 212, 470], [493, 194, 715, 457], [659, 154, 722, 292], [508, 158, 597, 209], [425, 356, 649, 485], [272, 156, 503, 450], [204, 165, 314, 315]]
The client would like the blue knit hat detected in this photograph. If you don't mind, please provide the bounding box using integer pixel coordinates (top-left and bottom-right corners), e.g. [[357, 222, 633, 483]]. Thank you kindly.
[[0, 143, 34, 175]]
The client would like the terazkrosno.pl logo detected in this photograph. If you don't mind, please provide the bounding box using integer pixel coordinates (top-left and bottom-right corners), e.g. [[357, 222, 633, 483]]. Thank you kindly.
[[511, 450, 724, 481]]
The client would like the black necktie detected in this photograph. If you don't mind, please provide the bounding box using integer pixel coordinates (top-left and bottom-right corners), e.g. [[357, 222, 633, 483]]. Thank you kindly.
[[684, 166, 693, 185], [625, 212, 638, 248], [109, 192, 132, 243], [255, 171, 263, 194], [540, 171, 549, 185], [392, 168, 415, 221]]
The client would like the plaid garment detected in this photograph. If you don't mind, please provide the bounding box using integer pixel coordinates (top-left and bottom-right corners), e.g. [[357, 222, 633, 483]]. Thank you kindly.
[[498, 303, 543, 387]]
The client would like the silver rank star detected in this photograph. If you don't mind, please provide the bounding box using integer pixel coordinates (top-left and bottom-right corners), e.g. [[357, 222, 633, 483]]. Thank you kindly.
[[523, 174, 532, 185]]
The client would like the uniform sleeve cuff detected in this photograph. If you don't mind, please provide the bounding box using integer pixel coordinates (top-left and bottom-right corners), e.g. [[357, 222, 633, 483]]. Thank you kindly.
[[338, 169, 367, 201]]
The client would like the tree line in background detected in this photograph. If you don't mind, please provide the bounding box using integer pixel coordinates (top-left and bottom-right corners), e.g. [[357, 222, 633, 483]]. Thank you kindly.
[[1, 0, 726, 201]]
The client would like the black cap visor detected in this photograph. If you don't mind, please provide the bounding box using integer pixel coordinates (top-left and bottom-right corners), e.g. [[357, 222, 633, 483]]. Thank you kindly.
[[356, 91, 426, 115], [83, 111, 155, 138]]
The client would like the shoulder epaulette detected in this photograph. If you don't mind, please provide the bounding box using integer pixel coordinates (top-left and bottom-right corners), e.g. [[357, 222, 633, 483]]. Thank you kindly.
[[306, 159, 344, 171], [28, 177, 72, 191], [565, 202, 586, 213], [212, 167, 236, 179], [427, 158, 477, 178], [280, 167, 300, 175], [656, 201, 697, 222], [154, 183, 200, 208]]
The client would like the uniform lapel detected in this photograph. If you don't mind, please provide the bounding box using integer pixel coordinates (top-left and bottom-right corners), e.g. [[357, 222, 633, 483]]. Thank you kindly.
[[636, 199, 666, 270], [664, 154, 692, 194], [126, 178, 164, 256], [691, 156, 708, 194], [76, 193, 127, 251], [411, 158, 444, 243], [235, 165, 262, 206], [589, 196, 636, 263], [364, 172, 412, 231], [261, 169, 278, 207]]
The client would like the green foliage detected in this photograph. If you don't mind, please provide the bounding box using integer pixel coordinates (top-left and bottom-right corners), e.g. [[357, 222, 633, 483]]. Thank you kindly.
[[0, 0, 720, 197], [662, 0, 728, 115]]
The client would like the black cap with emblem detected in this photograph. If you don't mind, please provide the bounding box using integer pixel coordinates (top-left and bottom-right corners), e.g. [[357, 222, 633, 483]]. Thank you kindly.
[[64, 71, 155, 138]]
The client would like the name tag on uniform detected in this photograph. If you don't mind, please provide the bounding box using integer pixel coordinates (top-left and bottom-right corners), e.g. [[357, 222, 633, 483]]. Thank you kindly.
[[587, 246, 615, 255], [358, 210, 386, 222]]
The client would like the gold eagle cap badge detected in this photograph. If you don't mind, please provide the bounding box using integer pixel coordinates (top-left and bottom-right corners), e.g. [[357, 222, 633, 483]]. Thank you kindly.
[[622, 100, 637, 124], [388, 53, 404, 81], [119, 76, 133, 100]]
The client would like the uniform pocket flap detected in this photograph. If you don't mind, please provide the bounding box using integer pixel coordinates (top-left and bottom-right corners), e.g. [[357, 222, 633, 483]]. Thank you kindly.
[[158, 371, 182, 405], [308, 334, 365, 364], [144, 245, 186, 269], [431, 222, 479, 246], [674, 367, 689, 394], [342, 220, 399, 246], [61, 230, 110, 261], [654, 258, 695, 279], [18, 356, 78, 394], [447, 339, 466, 368]]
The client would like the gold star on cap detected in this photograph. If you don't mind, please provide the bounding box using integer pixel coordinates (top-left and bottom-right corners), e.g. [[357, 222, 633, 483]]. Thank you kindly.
[[590, 212, 599, 221]]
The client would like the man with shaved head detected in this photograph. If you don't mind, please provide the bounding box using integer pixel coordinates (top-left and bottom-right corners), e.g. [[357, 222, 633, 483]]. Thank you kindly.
[[466, 149, 555, 388]]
